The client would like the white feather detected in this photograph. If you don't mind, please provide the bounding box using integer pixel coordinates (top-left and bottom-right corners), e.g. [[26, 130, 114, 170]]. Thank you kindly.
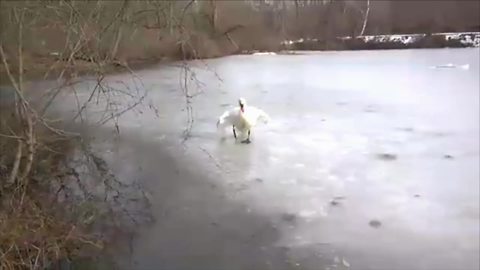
[[217, 99, 270, 140]]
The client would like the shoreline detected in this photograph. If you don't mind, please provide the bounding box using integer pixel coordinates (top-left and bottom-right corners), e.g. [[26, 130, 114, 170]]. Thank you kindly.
[[2, 32, 478, 86]]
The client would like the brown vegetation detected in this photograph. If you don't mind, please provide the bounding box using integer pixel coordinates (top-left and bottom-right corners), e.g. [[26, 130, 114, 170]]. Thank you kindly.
[[1, 1, 475, 72], [1, 1, 478, 82], [0, 102, 100, 269]]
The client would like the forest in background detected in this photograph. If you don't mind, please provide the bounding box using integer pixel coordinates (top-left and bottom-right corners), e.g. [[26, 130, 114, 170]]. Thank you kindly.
[[1, 0, 478, 76]]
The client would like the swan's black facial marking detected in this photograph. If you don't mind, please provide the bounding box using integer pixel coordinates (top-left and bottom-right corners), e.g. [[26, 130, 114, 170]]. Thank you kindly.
[[238, 98, 246, 112]]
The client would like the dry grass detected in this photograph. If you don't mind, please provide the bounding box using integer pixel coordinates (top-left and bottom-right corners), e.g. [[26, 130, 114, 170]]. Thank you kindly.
[[0, 107, 103, 269], [0, 104, 151, 269], [0, 194, 101, 270]]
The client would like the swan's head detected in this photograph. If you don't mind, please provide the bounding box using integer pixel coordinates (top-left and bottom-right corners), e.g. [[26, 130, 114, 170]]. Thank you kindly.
[[238, 98, 246, 112]]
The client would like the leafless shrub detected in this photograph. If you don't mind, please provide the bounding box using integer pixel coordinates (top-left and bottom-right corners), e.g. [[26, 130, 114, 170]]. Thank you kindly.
[[0, 1, 186, 268]]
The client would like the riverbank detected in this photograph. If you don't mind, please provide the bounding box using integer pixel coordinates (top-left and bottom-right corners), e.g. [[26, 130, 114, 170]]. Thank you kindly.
[[3, 31, 478, 86]]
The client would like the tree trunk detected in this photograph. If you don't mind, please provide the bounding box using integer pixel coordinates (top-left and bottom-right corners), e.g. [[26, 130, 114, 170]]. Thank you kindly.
[[111, 27, 123, 60], [360, 0, 370, 36], [210, 0, 217, 33], [110, 0, 129, 60], [281, 0, 287, 37], [294, 0, 299, 23]]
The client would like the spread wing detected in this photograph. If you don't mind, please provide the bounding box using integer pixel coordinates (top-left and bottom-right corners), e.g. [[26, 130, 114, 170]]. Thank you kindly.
[[247, 106, 270, 124]]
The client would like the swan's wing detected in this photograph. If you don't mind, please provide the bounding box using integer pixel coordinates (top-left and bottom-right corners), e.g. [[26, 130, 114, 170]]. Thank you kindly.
[[250, 107, 270, 123], [218, 109, 231, 122], [217, 107, 241, 127], [241, 106, 270, 126], [217, 110, 229, 127], [258, 109, 271, 123]]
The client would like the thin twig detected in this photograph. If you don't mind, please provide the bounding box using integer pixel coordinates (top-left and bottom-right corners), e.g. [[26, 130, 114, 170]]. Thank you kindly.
[[0, 133, 22, 139], [16, 7, 36, 185], [7, 139, 23, 184], [0, 45, 27, 104]]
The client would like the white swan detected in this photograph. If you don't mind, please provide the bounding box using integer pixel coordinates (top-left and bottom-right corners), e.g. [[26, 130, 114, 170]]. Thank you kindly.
[[216, 98, 270, 143]]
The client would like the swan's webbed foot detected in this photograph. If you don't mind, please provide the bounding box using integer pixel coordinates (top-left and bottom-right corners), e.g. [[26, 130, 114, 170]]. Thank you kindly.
[[241, 138, 251, 144], [241, 130, 251, 144]]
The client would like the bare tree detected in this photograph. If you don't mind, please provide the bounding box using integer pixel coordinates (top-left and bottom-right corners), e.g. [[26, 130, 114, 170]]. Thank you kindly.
[[360, 0, 370, 36], [110, 0, 130, 60], [210, 0, 217, 33]]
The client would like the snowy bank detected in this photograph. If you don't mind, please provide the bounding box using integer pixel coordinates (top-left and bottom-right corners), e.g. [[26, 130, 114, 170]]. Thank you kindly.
[[281, 32, 480, 51]]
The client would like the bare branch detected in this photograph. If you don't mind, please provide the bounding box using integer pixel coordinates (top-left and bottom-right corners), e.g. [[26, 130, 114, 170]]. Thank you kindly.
[[359, 0, 370, 36], [180, 0, 196, 26], [7, 139, 23, 185]]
